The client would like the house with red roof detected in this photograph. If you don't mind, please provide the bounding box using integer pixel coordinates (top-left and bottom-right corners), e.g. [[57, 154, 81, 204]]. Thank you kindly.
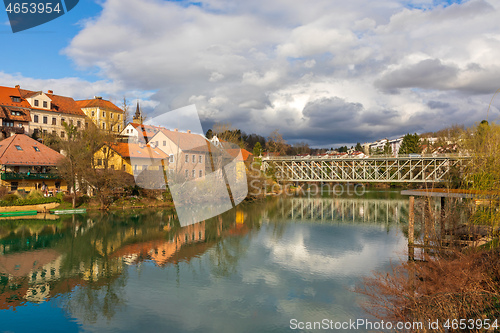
[[0, 85, 33, 139], [14, 85, 89, 140], [149, 128, 210, 180], [120, 122, 162, 143], [76, 96, 124, 134], [0, 134, 66, 192], [94, 141, 169, 176]]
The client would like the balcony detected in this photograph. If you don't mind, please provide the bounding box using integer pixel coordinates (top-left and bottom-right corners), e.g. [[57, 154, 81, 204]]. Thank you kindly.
[[1, 172, 60, 180], [0, 126, 25, 134]]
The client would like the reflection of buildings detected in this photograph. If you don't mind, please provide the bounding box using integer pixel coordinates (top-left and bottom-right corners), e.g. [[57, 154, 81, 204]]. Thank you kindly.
[[111, 221, 208, 266]]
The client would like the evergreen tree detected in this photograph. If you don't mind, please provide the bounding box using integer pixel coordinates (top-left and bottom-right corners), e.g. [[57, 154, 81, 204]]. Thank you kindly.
[[355, 142, 363, 152], [398, 133, 421, 155], [253, 142, 262, 157]]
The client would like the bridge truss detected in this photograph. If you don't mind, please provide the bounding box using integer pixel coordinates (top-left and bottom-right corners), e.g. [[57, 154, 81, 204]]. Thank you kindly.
[[263, 155, 470, 183]]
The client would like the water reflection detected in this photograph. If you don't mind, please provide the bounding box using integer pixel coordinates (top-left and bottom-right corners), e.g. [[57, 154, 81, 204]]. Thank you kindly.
[[0, 193, 409, 332]]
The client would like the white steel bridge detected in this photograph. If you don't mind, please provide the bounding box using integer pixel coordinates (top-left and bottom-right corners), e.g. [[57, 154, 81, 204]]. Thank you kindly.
[[262, 155, 470, 183]]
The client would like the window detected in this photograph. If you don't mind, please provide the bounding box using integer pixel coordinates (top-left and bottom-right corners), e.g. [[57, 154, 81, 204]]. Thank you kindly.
[[91, 111, 95, 117], [199, 155, 202, 163], [34, 100, 39, 106], [52, 118, 56, 125], [102, 122, 106, 130], [192, 170, 196, 178], [11, 96, 20, 103], [43, 101, 47, 108], [185, 170, 189, 177], [43, 129, 47, 134], [86, 122, 89, 129], [103, 147, 107, 154], [117, 125, 120, 132], [163, 141, 166, 146], [110, 165, 114, 170], [52, 131, 56, 135], [33, 146, 40, 152], [60, 131, 65, 138], [110, 113, 113, 119], [15, 145, 23, 151], [70, 119, 73, 126], [33, 129, 39, 136], [122, 164, 126, 171], [110, 125, 114, 131], [77, 120, 81, 128], [97, 159, 103, 166], [199, 170, 203, 177], [185, 155, 189, 163], [169, 155, 174, 163], [3, 121, 14, 127], [118, 115, 121, 120], [61, 118, 65, 125], [43, 116, 47, 124], [34, 115, 39, 123], [102, 111, 106, 117], [192, 155, 196, 163], [10, 182, 18, 191]]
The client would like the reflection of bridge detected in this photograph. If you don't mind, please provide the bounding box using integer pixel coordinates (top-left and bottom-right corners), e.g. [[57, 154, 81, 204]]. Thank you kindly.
[[263, 155, 470, 183], [271, 197, 410, 224]]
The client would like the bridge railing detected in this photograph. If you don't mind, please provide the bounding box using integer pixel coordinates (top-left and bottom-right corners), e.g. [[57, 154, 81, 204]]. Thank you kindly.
[[263, 153, 470, 160]]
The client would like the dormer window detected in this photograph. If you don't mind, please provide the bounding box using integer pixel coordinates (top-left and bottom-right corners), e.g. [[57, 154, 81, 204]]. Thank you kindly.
[[15, 145, 22, 151], [10, 96, 21, 103], [34, 100, 39, 107], [43, 101, 48, 108]]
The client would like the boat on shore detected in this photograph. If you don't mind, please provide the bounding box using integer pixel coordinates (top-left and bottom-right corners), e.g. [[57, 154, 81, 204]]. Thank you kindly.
[[0, 210, 38, 217], [52, 208, 87, 215]]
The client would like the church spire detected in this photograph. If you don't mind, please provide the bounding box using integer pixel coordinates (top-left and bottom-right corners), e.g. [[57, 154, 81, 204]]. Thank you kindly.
[[133, 100, 143, 124]]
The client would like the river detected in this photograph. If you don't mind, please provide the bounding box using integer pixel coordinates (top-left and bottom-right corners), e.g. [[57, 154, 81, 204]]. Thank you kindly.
[[0, 190, 410, 332]]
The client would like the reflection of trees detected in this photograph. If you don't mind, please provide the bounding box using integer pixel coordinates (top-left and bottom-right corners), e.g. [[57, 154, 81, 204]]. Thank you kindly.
[[209, 236, 249, 277], [62, 270, 127, 324]]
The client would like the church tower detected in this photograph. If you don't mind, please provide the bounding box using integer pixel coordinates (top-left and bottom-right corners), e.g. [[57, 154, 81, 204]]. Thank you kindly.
[[132, 101, 144, 124]]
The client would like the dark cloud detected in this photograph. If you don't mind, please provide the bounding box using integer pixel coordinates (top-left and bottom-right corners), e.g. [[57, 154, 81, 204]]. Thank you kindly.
[[374, 59, 459, 93], [427, 100, 451, 109], [303, 97, 363, 127]]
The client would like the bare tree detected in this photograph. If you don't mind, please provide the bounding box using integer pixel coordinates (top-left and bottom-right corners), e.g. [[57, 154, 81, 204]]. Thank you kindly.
[[266, 129, 288, 156]]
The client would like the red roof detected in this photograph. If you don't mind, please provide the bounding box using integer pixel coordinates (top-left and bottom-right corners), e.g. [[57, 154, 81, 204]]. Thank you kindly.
[[0, 86, 32, 109], [0, 105, 31, 122], [76, 98, 124, 113], [0, 134, 64, 166], [18, 88, 86, 116], [226, 148, 253, 161], [108, 142, 169, 159], [155, 128, 210, 152]]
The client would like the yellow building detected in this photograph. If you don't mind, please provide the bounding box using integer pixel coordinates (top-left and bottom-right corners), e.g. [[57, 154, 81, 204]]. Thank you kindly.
[[76, 97, 124, 134], [94, 142, 169, 176]]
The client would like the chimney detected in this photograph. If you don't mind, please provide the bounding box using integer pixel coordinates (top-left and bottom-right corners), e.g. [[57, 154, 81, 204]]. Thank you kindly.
[[174, 128, 178, 132], [48, 90, 53, 94], [187, 130, 191, 133], [15, 85, 20, 89], [94, 96, 102, 99]]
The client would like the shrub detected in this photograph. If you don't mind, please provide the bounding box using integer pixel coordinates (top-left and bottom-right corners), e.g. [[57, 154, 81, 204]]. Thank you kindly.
[[0, 196, 60, 207], [27, 190, 44, 199], [2, 193, 19, 203]]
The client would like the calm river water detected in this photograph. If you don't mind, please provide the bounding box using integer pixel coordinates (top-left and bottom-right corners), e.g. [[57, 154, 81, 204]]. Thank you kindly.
[[0, 191, 410, 332]]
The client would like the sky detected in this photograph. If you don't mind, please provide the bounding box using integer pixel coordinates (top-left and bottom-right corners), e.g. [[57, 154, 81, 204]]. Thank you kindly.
[[1, 0, 500, 148]]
